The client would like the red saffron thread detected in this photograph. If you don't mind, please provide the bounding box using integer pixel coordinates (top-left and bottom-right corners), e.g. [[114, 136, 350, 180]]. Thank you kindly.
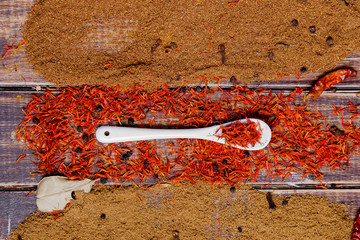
[[15, 85, 360, 184]]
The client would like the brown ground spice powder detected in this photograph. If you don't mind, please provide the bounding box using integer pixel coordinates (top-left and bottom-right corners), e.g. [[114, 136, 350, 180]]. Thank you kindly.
[[23, 0, 360, 90], [9, 183, 352, 240]]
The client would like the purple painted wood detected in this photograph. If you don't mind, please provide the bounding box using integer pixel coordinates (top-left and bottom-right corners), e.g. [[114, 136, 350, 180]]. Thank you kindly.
[[1, 0, 360, 238], [0, 192, 36, 240]]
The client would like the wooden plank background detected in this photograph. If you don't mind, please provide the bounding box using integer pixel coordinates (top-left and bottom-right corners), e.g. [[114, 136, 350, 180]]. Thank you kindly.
[[1, 0, 360, 239]]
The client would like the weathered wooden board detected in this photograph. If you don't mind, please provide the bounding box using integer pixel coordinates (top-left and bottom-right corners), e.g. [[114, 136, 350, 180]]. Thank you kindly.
[[0, 91, 358, 236], [1, 0, 360, 88], [0, 188, 360, 240], [0, 92, 41, 186], [0, 85, 358, 238], [0, 90, 358, 186], [0, 0, 47, 87], [0, 191, 36, 240], [0, 189, 359, 240], [1, 0, 360, 239]]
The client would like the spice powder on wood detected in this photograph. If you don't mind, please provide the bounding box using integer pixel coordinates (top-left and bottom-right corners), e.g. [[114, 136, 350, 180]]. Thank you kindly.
[[9, 183, 353, 240], [23, 0, 360, 89]]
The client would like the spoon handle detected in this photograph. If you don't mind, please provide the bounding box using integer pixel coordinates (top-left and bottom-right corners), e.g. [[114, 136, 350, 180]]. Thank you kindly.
[[96, 126, 213, 144]]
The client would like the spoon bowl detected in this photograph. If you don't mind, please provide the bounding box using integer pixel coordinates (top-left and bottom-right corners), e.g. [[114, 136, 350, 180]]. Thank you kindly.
[[96, 118, 271, 151]]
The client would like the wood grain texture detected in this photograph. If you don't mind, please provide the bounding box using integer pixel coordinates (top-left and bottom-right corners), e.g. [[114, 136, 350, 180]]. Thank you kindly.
[[1, 1, 360, 239], [1, 189, 360, 240], [1, 0, 360, 88], [0, 91, 358, 186], [0, 191, 36, 240], [0, 88, 358, 239], [0, 0, 51, 87], [0, 92, 41, 186]]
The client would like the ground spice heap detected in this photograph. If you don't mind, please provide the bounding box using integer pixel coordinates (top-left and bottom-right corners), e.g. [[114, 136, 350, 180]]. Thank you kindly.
[[218, 119, 262, 148], [9, 183, 353, 240], [15, 85, 360, 184], [23, 0, 360, 89]]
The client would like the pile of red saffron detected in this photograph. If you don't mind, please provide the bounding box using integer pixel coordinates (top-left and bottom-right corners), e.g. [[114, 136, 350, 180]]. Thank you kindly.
[[218, 120, 262, 148], [15, 85, 360, 184]]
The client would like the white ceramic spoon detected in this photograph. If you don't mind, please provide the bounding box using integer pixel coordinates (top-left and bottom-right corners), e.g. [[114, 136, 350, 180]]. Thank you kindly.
[[96, 118, 271, 151]]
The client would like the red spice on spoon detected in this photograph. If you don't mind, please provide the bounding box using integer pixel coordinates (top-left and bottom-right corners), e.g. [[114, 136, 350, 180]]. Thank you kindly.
[[217, 119, 262, 148]]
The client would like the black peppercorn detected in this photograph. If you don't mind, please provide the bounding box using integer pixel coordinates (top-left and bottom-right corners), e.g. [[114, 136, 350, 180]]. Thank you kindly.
[[326, 36, 334, 46], [173, 230, 180, 240], [82, 133, 89, 142], [96, 105, 103, 112], [32, 117, 40, 124], [230, 76, 237, 84], [75, 147, 82, 154], [143, 159, 149, 168], [291, 19, 298, 27], [268, 52, 274, 60], [121, 150, 133, 161], [309, 26, 316, 33], [76, 126, 83, 132], [128, 118, 135, 125]]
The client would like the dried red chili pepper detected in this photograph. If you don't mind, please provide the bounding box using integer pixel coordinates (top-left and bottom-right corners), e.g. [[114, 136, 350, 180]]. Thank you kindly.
[[307, 69, 357, 99], [352, 209, 360, 240]]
